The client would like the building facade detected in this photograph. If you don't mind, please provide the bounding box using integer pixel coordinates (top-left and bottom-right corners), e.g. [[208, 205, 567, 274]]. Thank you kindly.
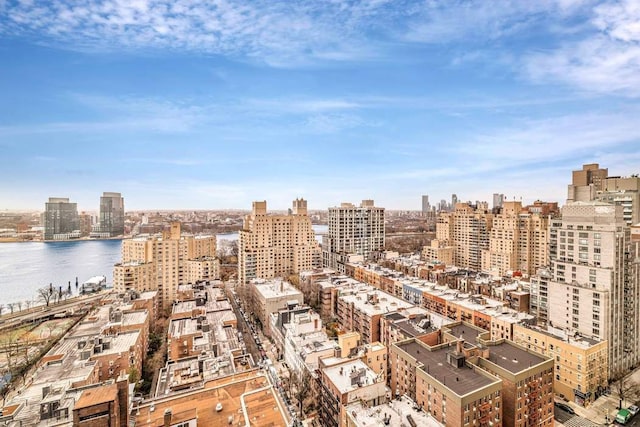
[[115, 222, 217, 308], [238, 199, 317, 284], [434, 203, 493, 272], [481, 201, 551, 277], [546, 202, 638, 377], [512, 323, 608, 406], [44, 197, 79, 240], [323, 200, 385, 273], [99, 192, 125, 237]]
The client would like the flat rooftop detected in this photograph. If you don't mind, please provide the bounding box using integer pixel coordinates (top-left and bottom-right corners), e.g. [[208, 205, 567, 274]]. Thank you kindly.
[[338, 290, 413, 316], [346, 394, 444, 427], [136, 370, 288, 427], [520, 324, 603, 348], [483, 341, 549, 374], [445, 323, 483, 342], [121, 309, 148, 326], [253, 280, 303, 300], [398, 341, 498, 396], [75, 383, 118, 409], [323, 359, 382, 395], [394, 319, 438, 338], [170, 318, 201, 337]]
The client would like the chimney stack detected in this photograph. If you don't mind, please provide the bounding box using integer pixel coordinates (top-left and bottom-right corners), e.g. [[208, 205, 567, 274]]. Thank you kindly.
[[457, 335, 464, 354], [164, 408, 172, 427]]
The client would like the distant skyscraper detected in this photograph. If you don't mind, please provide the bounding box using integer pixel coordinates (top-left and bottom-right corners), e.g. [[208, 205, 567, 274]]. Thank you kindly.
[[100, 192, 125, 236], [492, 193, 504, 210], [421, 195, 430, 215], [323, 200, 385, 273], [451, 193, 458, 208], [44, 197, 79, 240]]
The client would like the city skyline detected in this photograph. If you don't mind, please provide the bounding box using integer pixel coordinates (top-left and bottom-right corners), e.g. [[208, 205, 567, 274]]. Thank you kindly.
[[1, 1, 640, 211]]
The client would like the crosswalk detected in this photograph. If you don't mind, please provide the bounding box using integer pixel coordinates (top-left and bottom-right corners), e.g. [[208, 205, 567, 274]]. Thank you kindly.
[[554, 408, 601, 427], [561, 416, 600, 427]]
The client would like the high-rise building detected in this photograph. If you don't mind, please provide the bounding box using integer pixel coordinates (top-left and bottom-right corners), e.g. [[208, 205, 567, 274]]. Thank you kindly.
[[481, 201, 551, 276], [44, 197, 79, 240], [322, 200, 385, 273], [238, 199, 318, 284], [545, 202, 638, 377], [568, 163, 640, 225], [100, 192, 125, 236], [567, 163, 608, 203], [421, 195, 430, 215], [115, 222, 217, 308], [597, 176, 640, 226], [492, 193, 504, 210], [434, 203, 492, 271], [451, 193, 458, 208]]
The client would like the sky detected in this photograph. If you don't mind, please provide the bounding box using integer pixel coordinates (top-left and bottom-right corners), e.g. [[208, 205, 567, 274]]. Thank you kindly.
[[1, 0, 639, 212]]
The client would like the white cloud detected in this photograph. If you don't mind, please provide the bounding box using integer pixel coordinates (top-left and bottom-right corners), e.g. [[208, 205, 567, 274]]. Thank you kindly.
[[0, 0, 385, 66], [0, 0, 598, 67], [524, 0, 640, 96]]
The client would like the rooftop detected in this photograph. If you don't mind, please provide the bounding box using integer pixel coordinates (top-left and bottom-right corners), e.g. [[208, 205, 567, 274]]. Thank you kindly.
[[346, 394, 444, 427], [323, 359, 382, 395], [135, 370, 288, 427], [253, 279, 303, 300], [483, 341, 549, 374], [75, 383, 118, 409], [445, 323, 483, 342], [398, 341, 499, 396], [338, 289, 413, 317], [523, 324, 603, 348]]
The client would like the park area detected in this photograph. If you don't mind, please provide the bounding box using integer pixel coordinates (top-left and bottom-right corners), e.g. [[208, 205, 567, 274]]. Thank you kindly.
[[0, 318, 76, 386]]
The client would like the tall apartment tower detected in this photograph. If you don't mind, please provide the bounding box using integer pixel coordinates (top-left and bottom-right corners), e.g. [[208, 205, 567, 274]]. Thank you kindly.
[[546, 202, 638, 377], [100, 192, 125, 236], [116, 222, 217, 308], [238, 199, 317, 284], [481, 201, 551, 276], [434, 203, 492, 271], [451, 193, 458, 209], [567, 163, 608, 203], [492, 193, 504, 210], [568, 163, 640, 226], [44, 197, 79, 240], [322, 200, 385, 273], [421, 195, 430, 215]]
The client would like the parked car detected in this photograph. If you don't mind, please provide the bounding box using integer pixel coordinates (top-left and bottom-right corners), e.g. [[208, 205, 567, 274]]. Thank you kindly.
[[616, 408, 632, 425], [554, 402, 575, 414], [628, 405, 639, 416]]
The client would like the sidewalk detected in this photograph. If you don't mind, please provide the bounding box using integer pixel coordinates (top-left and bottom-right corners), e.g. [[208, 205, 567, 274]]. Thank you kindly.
[[561, 394, 621, 426]]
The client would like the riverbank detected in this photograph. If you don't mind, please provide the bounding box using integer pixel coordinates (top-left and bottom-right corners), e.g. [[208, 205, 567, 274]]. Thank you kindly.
[[0, 236, 126, 243]]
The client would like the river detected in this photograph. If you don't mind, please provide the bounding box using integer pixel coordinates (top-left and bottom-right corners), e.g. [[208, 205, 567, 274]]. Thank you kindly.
[[0, 225, 329, 307]]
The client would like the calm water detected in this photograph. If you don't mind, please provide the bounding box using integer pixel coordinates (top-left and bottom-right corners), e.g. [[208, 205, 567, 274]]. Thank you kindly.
[[0, 225, 329, 307], [0, 240, 123, 306]]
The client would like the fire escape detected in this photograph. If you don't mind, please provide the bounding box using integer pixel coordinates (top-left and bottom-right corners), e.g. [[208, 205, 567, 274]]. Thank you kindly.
[[524, 377, 544, 426]]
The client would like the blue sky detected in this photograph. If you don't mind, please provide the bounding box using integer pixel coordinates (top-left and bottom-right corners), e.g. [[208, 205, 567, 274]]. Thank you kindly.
[[1, 0, 639, 211]]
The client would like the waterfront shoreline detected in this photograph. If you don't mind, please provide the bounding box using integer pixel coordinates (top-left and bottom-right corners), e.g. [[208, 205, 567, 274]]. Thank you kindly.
[[0, 236, 126, 243]]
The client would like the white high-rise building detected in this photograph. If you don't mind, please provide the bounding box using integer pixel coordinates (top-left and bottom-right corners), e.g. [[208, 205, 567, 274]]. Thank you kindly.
[[322, 200, 385, 273], [546, 202, 638, 377]]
